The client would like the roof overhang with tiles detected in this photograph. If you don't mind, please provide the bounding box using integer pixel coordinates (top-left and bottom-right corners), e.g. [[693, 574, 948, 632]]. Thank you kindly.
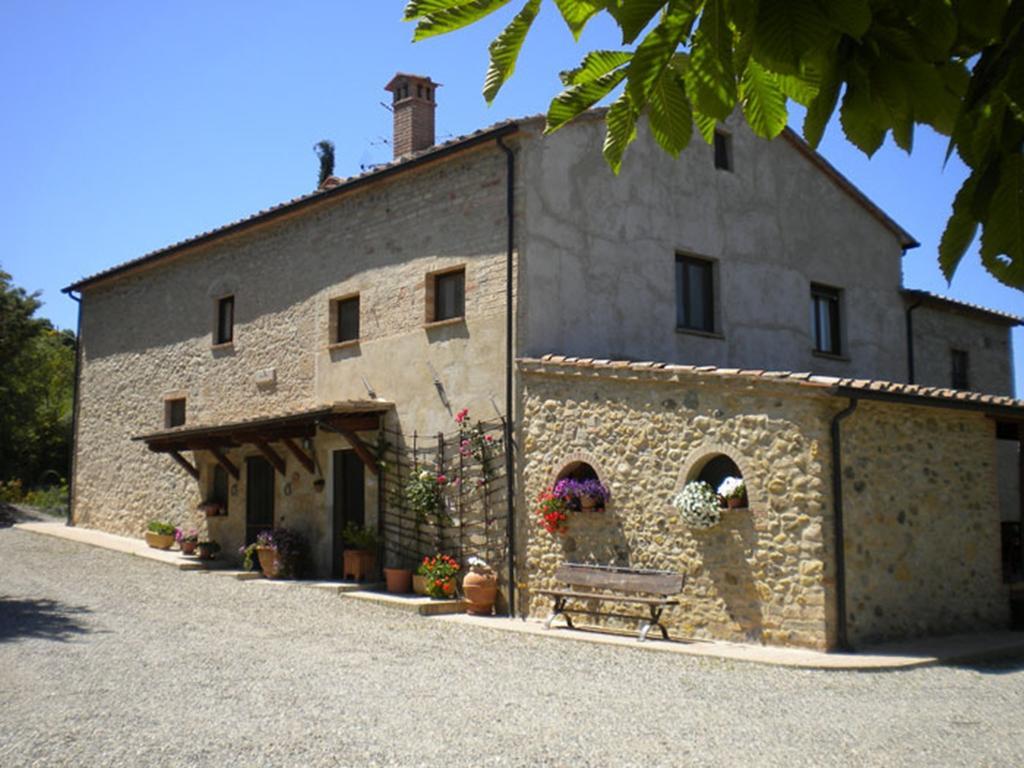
[[519, 355, 1024, 419], [134, 402, 392, 480], [901, 289, 1023, 326]]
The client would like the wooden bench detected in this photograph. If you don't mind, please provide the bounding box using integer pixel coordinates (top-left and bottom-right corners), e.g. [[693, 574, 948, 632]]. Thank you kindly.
[[536, 563, 684, 642]]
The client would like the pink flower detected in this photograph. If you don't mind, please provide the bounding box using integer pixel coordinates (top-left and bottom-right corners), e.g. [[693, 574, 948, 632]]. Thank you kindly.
[[484, 434, 493, 442], [437, 474, 447, 485], [455, 408, 469, 424]]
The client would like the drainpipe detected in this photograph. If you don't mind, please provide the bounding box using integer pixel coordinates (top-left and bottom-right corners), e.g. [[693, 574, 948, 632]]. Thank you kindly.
[[830, 398, 858, 651], [62, 288, 83, 527], [496, 134, 516, 618], [905, 299, 922, 384]]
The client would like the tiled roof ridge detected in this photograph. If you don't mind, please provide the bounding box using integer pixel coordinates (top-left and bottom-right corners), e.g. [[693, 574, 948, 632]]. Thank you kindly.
[[901, 288, 1023, 325], [521, 354, 1024, 411]]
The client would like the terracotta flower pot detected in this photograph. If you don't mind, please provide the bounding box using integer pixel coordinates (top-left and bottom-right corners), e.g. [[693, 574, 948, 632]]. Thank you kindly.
[[579, 493, 599, 511], [727, 495, 746, 509], [145, 531, 174, 550], [343, 549, 376, 581], [179, 540, 197, 556], [462, 569, 498, 615], [412, 573, 428, 595], [196, 543, 218, 560], [257, 546, 282, 578], [383, 567, 412, 594]]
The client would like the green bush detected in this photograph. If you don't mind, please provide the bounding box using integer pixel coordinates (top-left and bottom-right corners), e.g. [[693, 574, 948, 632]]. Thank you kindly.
[[147, 520, 175, 536]]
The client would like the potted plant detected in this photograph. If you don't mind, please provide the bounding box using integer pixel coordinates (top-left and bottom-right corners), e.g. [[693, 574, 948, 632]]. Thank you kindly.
[[717, 476, 747, 508], [555, 477, 610, 511], [197, 499, 224, 518], [145, 521, 176, 550], [461, 556, 498, 615], [174, 527, 199, 555], [242, 528, 308, 579], [340, 522, 379, 581], [418, 553, 460, 599], [671, 481, 722, 530], [535, 485, 569, 534], [195, 540, 221, 560]]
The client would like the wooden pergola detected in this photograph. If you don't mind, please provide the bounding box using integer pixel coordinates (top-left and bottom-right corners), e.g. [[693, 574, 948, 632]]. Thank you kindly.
[[133, 402, 391, 480]]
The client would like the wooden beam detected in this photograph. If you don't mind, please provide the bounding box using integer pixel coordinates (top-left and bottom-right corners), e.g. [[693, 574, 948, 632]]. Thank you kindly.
[[324, 414, 380, 433], [340, 429, 379, 476], [254, 440, 287, 476], [169, 451, 200, 480], [282, 438, 315, 475], [208, 446, 240, 480]]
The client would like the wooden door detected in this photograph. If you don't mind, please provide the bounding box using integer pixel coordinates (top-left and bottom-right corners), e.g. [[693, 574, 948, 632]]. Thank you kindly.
[[332, 450, 365, 579], [245, 456, 275, 545]]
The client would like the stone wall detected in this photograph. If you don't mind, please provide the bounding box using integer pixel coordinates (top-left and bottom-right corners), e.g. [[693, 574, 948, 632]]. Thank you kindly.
[[518, 360, 837, 649], [73, 141, 513, 546], [841, 401, 1008, 645]]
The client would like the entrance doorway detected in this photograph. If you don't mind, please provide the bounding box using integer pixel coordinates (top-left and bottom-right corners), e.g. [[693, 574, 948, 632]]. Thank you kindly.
[[245, 456, 275, 546], [332, 449, 366, 579]]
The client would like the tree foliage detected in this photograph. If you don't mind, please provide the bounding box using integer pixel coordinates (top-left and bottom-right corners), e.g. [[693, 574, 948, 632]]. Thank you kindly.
[[314, 139, 336, 186], [404, 0, 1024, 289], [0, 269, 75, 488]]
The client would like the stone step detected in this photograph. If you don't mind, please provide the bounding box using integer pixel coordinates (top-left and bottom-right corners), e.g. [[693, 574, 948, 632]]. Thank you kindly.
[[341, 590, 466, 616]]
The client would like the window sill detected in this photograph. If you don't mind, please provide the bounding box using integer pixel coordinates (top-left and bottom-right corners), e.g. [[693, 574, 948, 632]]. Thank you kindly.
[[812, 350, 849, 362], [676, 327, 723, 340], [327, 339, 360, 351], [424, 317, 465, 330]]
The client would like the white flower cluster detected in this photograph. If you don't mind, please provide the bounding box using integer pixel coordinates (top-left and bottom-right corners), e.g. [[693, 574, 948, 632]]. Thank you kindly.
[[717, 476, 745, 500], [671, 481, 722, 530]]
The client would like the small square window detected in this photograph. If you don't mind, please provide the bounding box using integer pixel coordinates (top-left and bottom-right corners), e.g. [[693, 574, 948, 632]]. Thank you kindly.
[[215, 295, 234, 345], [165, 398, 186, 428], [431, 269, 465, 323], [713, 130, 732, 171], [333, 295, 360, 344], [951, 349, 969, 390], [675, 254, 715, 333], [811, 284, 842, 355]]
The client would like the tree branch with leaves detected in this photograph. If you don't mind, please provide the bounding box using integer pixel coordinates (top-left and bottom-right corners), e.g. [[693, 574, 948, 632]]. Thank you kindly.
[[404, 0, 1024, 289]]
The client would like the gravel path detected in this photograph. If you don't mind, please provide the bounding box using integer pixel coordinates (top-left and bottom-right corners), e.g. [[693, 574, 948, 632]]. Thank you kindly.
[[1, 528, 1023, 767]]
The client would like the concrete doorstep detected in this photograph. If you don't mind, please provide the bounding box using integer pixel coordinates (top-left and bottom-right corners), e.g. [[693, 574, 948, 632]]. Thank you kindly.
[[13, 521, 1024, 670]]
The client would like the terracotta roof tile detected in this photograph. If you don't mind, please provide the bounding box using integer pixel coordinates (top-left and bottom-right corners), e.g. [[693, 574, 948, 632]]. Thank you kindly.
[[518, 354, 1024, 413], [902, 289, 1023, 325]]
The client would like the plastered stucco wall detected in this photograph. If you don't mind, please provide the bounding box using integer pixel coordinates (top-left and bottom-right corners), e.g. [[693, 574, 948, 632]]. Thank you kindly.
[[909, 304, 1015, 396], [519, 361, 837, 650], [839, 401, 1007, 645], [517, 116, 909, 381], [73, 143, 514, 558]]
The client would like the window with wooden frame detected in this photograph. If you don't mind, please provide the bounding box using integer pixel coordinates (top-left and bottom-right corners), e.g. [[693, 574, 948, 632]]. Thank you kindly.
[[331, 294, 360, 345], [215, 295, 234, 345], [165, 398, 186, 428], [675, 254, 715, 333], [427, 267, 465, 323], [811, 284, 842, 355], [713, 129, 732, 171], [951, 349, 970, 389]]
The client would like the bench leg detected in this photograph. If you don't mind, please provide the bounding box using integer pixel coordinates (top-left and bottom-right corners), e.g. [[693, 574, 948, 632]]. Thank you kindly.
[[638, 605, 669, 642], [543, 597, 568, 630]]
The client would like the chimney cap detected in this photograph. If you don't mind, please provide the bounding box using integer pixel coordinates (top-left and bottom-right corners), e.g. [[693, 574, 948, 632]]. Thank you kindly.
[[384, 72, 442, 92]]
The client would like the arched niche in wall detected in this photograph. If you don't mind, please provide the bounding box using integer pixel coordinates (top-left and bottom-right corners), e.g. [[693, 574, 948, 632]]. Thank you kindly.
[[675, 442, 759, 509], [548, 451, 612, 512]]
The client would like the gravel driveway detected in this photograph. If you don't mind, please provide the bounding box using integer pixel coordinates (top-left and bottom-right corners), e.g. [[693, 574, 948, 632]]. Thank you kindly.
[[1, 528, 1022, 767]]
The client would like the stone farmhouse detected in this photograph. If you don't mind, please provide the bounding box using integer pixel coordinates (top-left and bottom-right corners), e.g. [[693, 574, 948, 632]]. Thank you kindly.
[[64, 73, 1023, 651]]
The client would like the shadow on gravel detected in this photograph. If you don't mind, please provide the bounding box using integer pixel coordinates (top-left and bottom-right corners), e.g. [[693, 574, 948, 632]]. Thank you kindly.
[[0, 502, 54, 528], [0, 596, 93, 643], [943, 653, 1024, 675]]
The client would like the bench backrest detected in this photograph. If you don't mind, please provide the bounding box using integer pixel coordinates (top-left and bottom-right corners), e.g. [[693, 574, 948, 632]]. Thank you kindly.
[[554, 563, 683, 596]]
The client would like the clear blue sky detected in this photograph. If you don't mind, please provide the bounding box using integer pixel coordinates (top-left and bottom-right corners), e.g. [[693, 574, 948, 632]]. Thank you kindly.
[[2, 2, 1021, 393]]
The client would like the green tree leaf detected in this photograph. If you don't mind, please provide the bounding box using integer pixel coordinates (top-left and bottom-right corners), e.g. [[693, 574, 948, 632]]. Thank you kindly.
[[740, 58, 788, 138], [412, 0, 512, 40], [693, 109, 718, 143], [483, 0, 541, 103], [607, 0, 668, 44], [979, 153, 1024, 286], [753, 0, 834, 74], [546, 66, 629, 132], [553, 0, 607, 40], [802, 61, 841, 147], [824, 0, 872, 39], [560, 50, 633, 85], [939, 171, 980, 281], [625, 0, 696, 110], [647, 69, 693, 156], [404, 0, 474, 21], [603, 90, 639, 171], [684, 0, 737, 120]]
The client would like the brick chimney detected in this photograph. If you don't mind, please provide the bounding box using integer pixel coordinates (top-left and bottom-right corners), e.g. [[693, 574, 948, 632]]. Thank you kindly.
[[385, 73, 440, 159]]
